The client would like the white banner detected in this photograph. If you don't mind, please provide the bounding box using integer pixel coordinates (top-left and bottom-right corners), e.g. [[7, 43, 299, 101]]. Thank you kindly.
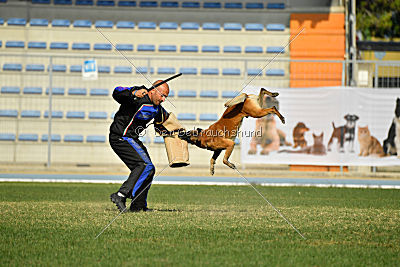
[[240, 86, 400, 166], [82, 59, 98, 80]]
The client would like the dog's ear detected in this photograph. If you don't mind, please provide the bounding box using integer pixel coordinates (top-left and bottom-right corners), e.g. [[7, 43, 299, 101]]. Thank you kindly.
[[354, 115, 359, 120]]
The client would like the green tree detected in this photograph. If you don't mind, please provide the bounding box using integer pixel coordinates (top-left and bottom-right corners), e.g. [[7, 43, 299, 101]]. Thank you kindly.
[[356, 0, 400, 40]]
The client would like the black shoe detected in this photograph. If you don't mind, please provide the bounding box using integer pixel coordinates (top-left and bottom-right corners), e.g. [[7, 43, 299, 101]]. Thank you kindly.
[[110, 192, 127, 212], [129, 206, 153, 212]]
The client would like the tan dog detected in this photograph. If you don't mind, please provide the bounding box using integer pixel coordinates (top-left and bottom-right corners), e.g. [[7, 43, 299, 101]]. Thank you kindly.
[[179, 88, 285, 175]]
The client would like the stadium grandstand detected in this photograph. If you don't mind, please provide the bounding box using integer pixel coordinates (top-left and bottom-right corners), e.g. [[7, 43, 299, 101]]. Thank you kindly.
[[1, 0, 396, 171]]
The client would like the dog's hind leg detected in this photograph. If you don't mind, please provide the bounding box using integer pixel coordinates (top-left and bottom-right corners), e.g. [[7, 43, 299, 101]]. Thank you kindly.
[[210, 149, 222, 175], [243, 99, 285, 124]]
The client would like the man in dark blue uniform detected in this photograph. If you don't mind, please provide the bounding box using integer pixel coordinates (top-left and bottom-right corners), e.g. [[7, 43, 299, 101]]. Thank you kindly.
[[109, 81, 169, 212]]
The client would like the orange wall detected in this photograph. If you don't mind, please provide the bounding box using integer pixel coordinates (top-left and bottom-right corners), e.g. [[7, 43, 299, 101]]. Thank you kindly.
[[290, 13, 345, 87]]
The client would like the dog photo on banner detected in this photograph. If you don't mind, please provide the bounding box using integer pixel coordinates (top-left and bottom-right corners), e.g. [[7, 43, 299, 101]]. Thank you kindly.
[[240, 87, 400, 166]]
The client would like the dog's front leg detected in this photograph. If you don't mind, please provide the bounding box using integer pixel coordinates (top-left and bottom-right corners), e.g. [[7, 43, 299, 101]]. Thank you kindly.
[[210, 149, 222, 175], [222, 140, 236, 170]]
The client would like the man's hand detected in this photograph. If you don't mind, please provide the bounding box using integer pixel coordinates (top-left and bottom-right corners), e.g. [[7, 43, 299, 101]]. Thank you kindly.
[[134, 89, 148, 98]]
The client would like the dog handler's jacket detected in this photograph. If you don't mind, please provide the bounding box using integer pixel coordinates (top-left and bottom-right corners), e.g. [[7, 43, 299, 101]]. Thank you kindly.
[[109, 85, 169, 139]]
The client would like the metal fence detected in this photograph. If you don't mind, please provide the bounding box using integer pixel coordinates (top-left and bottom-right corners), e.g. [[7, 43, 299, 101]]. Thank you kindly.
[[1, 53, 400, 166]]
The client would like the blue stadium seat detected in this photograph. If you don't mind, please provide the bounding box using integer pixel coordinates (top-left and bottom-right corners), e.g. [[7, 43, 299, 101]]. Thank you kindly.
[[46, 88, 65, 95], [182, 1, 199, 8], [222, 68, 241, 76], [23, 87, 42, 94], [180, 45, 198, 52], [48, 65, 67, 72], [159, 22, 178, 30], [41, 134, 61, 142], [247, 68, 262, 76], [267, 3, 285, 9], [234, 138, 240, 145], [159, 45, 176, 52], [153, 136, 164, 144], [224, 23, 242, 31], [32, 0, 50, 3], [89, 111, 108, 119], [179, 67, 197, 75], [44, 110, 63, 118], [178, 90, 196, 97], [66, 111, 85, 119], [137, 44, 155, 51], [87, 135, 106, 143], [30, 19, 49, 26], [202, 45, 220, 52], [28, 42, 46, 49], [245, 2, 263, 9], [1, 86, 20, 94], [245, 46, 263, 53], [224, 2, 242, 8], [54, 0, 72, 5], [267, 46, 284, 53], [90, 88, 109, 96], [223, 46, 241, 53], [50, 42, 68, 49], [114, 66, 132, 73], [68, 88, 87, 95], [94, 43, 112, 50], [73, 20, 92, 28], [18, 134, 39, 142], [6, 41, 24, 48], [116, 21, 135, 28], [266, 69, 285, 76], [21, 110, 41, 118], [200, 90, 218, 98], [135, 66, 154, 74], [181, 22, 199, 30], [266, 23, 285, 31], [76, 0, 94, 5], [157, 67, 175, 74], [98, 66, 111, 73], [0, 18, 3, 25], [168, 90, 175, 97], [0, 110, 18, 117], [139, 1, 158, 7], [203, 2, 221, 8], [95, 20, 114, 28], [118, 1, 137, 6], [64, 135, 84, 142], [222, 91, 239, 98], [161, 1, 178, 7], [70, 65, 82, 72], [3, 63, 22, 71], [177, 113, 196, 121], [202, 22, 220, 30], [26, 64, 45, 72], [199, 113, 218, 121], [245, 23, 264, 31], [0, 41, 2, 47], [138, 21, 156, 29], [7, 18, 26, 26], [110, 112, 115, 119], [116, 44, 133, 51], [201, 68, 219, 75], [72, 43, 90, 50], [97, 0, 115, 6], [0, 134, 16, 142], [52, 19, 70, 27]]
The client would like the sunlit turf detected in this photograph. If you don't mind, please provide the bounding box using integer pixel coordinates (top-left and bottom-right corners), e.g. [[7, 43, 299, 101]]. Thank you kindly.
[[0, 182, 399, 266]]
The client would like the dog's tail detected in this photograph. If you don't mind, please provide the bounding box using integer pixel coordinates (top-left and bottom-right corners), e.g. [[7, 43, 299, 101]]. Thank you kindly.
[[332, 122, 336, 128], [178, 128, 204, 149]]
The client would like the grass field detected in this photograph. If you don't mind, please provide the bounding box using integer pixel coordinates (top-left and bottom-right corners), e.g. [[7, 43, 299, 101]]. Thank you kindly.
[[1, 182, 399, 266]]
